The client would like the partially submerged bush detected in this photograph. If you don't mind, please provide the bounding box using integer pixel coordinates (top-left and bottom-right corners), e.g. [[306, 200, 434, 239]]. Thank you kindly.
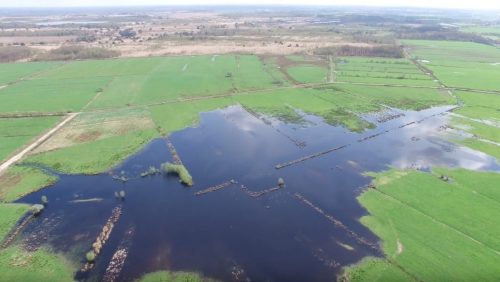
[[35, 45, 120, 61], [30, 204, 45, 216], [41, 195, 48, 204], [161, 162, 194, 186], [141, 166, 160, 177], [86, 251, 96, 263]]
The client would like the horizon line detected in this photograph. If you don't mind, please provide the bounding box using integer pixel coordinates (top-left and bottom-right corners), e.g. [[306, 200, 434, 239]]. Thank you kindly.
[[0, 4, 498, 11]]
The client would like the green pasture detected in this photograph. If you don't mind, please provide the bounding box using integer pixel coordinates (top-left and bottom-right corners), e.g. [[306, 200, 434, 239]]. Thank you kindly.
[[0, 117, 60, 162], [336, 57, 438, 87], [342, 169, 500, 281]]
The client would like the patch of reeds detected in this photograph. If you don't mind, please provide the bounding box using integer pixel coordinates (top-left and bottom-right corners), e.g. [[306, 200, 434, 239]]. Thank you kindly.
[[161, 162, 193, 186]]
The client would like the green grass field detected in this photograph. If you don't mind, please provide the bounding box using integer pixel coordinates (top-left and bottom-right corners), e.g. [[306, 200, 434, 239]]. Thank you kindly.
[[402, 40, 500, 91], [336, 57, 438, 87], [287, 65, 327, 84], [25, 129, 157, 174], [0, 203, 29, 239], [0, 166, 58, 202], [0, 202, 75, 281], [342, 169, 500, 281], [0, 62, 59, 85], [0, 245, 75, 282], [447, 91, 500, 160], [0, 117, 60, 162]]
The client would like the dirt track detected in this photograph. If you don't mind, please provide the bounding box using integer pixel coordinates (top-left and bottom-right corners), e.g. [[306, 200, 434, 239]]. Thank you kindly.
[[0, 113, 78, 175]]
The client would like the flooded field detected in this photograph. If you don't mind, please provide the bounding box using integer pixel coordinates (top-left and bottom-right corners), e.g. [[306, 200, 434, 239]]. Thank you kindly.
[[14, 105, 499, 281]]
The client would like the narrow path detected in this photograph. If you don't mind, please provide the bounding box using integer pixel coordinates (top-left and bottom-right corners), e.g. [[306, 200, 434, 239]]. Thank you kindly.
[[0, 113, 78, 174]]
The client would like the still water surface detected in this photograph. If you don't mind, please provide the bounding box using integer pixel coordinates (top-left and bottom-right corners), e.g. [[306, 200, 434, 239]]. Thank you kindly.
[[17, 105, 499, 281]]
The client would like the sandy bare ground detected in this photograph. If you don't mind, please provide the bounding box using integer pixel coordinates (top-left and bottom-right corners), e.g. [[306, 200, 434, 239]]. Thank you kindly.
[[0, 113, 78, 175]]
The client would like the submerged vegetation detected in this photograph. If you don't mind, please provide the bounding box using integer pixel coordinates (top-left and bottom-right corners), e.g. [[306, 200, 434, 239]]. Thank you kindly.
[[162, 162, 194, 186], [136, 270, 213, 282]]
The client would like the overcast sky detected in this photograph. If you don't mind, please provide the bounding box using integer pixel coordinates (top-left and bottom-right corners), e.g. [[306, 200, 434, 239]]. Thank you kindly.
[[0, 0, 499, 10]]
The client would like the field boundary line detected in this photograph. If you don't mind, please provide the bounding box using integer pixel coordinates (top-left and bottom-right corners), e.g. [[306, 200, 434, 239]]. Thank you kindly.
[[70, 81, 498, 115], [0, 113, 78, 174]]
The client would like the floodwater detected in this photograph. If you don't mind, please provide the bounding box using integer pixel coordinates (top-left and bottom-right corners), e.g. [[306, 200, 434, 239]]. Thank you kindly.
[[15, 105, 500, 282]]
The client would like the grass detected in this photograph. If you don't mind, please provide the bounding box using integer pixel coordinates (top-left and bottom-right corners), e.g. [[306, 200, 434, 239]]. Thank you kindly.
[[151, 98, 233, 134], [342, 168, 500, 281], [24, 129, 157, 174], [0, 116, 60, 162], [0, 203, 30, 240], [0, 245, 75, 282], [163, 162, 194, 186], [136, 270, 212, 282], [0, 204, 62, 282], [0, 166, 57, 202], [452, 116, 500, 143], [458, 139, 500, 160], [449, 91, 500, 160], [287, 65, 327, 84], [402, 40, 500, 91], [0, 62, 58, 85], [87, 55, 281, 109], [454, 91, 500, 121], [336, 57, 438, 87], [0, 76, 110, 113], [320, 108, 375, 133], [0, 55, 282, 114]]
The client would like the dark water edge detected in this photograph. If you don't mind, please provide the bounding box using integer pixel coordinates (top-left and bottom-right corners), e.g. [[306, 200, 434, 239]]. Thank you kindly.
[[15, 105, 500, 282]]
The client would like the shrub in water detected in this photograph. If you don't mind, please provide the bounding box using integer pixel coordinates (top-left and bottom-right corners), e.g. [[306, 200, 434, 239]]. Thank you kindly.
[[30, 204, 45, 216], [41, 195, 48, 204], [162, 162, 194, 186], [86, 251, 96, 263]]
